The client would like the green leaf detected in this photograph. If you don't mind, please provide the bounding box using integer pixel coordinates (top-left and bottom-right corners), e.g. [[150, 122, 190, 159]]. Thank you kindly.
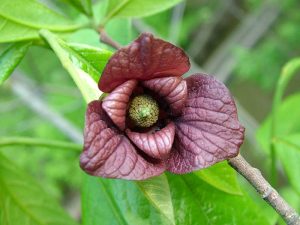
[[102, 0, 183, 25], [0, 152, 79, 225], [0, 42, 31, 85], [169, 173, 270, 225], [257, 93, 300, 153], [137, 174, 175, 225], [257, 93, 300, 194], [63, 0, 93, 17], [0, 0, 85, 43], [0, 0, 83, 31], [39, 29, 104, 102], [0, 16, 39, 43], [82, 176, 172, 225], [195, 161, 243, 195], [66, 43, 113, 82], [273, 134, 300, 195]]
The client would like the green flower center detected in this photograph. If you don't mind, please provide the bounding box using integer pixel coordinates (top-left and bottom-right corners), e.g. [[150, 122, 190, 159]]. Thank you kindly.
[[128, 95, 159, 128]]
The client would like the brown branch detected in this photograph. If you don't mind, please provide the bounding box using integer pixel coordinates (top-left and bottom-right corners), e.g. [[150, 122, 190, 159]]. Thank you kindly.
[[228, 155, 300, 225], [98, 27, 122, 50]]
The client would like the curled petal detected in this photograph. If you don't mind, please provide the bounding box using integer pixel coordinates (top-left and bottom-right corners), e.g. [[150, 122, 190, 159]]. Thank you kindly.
[[126, 122, 175, 159], [167, 74, 245, 174], [80, 101, 165, 180], [143, 77, 187, 115], [99, 33, 190, 92], [102, 80, 137, 130]]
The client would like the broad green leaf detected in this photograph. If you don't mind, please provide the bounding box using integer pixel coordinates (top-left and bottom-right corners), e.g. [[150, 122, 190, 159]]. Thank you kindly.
[[257, 93, 300, 153], [169, 173, 270, 225], [39, 29, 103, 102], [63, 0, 93, 17], [0, 152, 78, 225], [195, 161, 243, 195], [273, 134, 300, 195], [0, 0, 83, 31], [0, 16, 39, 43], [82, 176, 171, 225], [102, 0, 183, 24], [137, 174, 175, 225], [0, 42, 31, 85]]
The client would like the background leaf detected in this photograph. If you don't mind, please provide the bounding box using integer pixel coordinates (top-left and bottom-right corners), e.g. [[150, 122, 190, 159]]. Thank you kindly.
[[0, 17, 39, 43], [63, 0, 93, 17], [0, 0, 85, 43], [257, 93, 300, 195], [102, 0, 183, 24], [0, 152, 79, 225], [257, 93, 300, 153], [195, 161, 243, 195], [0, 0, 82, 30], [273, 134, 300, 195], [0, 42, 31, 85]]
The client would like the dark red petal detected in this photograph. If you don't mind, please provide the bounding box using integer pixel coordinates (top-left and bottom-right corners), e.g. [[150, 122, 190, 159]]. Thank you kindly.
[[143, 77, 187, 115], [102, 80, 137, 130], [99, 33, 190, 92], [80, 100, 165, 180], [126, 122, 175, 159], [167, 74, 245, 174]]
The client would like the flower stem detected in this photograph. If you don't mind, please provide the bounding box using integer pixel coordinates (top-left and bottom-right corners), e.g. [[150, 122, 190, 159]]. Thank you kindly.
[[228, 154, 300, 225], [0, 136, 81, 152], [97, 27, 122, 50]]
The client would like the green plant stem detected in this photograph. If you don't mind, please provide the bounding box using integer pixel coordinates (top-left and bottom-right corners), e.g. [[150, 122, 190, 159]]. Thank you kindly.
[[0, 137, 81, 152], [270, 57, 300, 186]]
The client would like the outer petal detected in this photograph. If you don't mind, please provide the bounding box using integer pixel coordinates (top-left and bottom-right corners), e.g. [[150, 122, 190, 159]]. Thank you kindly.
[[99, 33, 190, 92], [80, 100, 165, 180], [126, 122, 175, 160], [167, 74, 245, 174], [102, 80, 137, 130], [143, 77, 187, 115]]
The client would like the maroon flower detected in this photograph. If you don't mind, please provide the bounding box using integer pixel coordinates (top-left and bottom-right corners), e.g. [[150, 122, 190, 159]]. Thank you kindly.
[[80, 33, 245, 180]]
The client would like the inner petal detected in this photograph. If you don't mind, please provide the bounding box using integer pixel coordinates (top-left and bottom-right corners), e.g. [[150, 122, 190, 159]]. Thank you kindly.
[[126, 122, 175, 159], [102, 80, 137, 131], [142, 77, 187, 115]]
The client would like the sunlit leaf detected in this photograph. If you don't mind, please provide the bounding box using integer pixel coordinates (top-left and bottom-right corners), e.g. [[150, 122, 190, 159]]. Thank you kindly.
[[39, 29, 102, 102], [195, 161, 243, 196], [102, 0, 183, 24], [0, 152, 79, 225], [0, 42, 31, 85], [66, 43, 113, 82]]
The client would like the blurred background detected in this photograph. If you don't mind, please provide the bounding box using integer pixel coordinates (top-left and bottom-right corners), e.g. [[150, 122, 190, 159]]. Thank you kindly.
[[1, 0, 300, 222]]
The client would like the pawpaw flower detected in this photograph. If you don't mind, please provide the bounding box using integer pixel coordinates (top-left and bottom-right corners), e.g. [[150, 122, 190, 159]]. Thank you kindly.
[[80, 33, 245, 180]]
